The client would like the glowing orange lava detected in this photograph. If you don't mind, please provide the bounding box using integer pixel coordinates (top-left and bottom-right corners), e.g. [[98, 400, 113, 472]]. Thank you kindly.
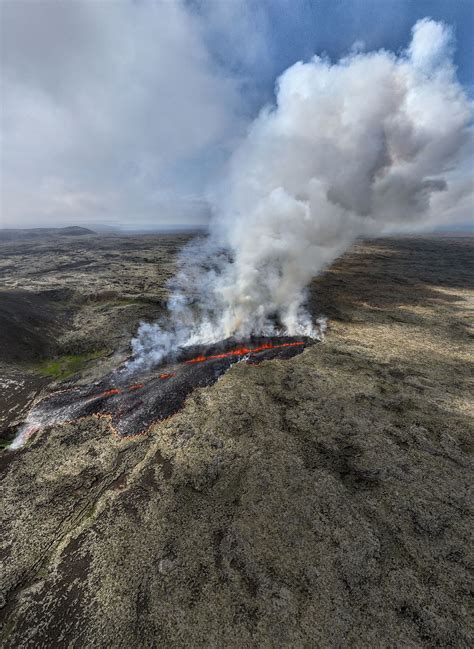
[[98, 388, 121, 398], [184, 341, 305, 364], [128, 383, 144, 391], [60, 342, 305, 410]]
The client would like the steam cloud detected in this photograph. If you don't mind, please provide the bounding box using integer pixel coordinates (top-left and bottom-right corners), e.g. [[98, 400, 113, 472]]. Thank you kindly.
[[131, 19, 472, 369]]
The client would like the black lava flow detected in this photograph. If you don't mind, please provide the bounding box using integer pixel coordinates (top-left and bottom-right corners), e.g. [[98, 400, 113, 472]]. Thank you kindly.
[[24, 336, 315, 438]]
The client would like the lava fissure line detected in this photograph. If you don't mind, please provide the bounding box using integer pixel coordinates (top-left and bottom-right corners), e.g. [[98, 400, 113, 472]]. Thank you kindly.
[[12, 338, 311, 445], [184, 341, 305, 364]]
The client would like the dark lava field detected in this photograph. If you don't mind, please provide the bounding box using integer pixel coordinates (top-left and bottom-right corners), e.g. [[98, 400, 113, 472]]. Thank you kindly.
[[0, 230, 473, 647], [19, 337, 312, 441]]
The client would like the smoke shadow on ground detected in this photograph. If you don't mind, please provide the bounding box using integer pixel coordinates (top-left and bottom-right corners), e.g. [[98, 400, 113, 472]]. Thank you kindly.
[[308, 237, 473, 343], [0, 290, 71, 363]]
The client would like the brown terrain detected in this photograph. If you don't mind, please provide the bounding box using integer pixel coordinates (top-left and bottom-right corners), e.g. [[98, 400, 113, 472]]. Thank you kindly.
[[0, 231, 473, 647]]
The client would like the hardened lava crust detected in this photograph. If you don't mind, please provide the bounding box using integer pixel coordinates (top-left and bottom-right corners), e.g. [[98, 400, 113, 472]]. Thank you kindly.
[[21, 337, 314, 440]]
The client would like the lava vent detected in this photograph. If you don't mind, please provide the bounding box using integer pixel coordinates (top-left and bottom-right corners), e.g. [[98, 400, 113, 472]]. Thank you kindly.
[[15, 337, 315, 443]]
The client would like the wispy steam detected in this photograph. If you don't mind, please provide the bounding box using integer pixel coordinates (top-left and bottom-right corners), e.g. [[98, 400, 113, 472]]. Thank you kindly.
[[131, 19, 472, 368]]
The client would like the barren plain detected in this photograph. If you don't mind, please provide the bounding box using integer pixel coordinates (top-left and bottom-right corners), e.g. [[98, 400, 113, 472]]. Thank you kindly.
[[0, 232, 473, 647]]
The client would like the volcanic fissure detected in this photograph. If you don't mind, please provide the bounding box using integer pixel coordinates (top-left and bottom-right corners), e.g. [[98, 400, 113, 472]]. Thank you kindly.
[[13, 337, 313, 446]]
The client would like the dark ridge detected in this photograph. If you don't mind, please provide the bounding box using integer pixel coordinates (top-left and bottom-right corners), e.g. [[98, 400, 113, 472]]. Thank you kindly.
[[0, 290, 67, 362], [0, 227, 94, 242]]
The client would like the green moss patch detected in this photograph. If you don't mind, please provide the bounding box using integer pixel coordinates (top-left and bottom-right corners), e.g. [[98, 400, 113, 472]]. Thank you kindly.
[[34, 350, 106, 380]]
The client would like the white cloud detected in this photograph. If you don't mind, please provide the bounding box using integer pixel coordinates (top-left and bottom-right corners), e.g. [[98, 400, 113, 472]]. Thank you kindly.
[[0, 0, 247, 228]]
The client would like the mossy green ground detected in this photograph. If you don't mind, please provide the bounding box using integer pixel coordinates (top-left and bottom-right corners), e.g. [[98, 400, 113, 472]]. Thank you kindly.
[[34, 350, 106, 379]]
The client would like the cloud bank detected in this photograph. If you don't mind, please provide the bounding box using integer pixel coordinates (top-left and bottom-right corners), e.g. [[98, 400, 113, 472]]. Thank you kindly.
[[2, 4, 472, 234], [1, 0, 255, 228]]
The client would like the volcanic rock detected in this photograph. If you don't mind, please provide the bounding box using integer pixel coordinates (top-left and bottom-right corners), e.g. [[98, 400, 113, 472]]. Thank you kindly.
[[0, 234, 472, 647]]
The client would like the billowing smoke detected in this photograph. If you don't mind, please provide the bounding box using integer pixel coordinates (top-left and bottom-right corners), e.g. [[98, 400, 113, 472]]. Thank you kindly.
[[130, 19, 472, 369]]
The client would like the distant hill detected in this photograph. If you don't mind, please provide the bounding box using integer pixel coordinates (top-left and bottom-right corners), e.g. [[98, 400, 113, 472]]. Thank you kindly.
[[0, 226, 94, 242]]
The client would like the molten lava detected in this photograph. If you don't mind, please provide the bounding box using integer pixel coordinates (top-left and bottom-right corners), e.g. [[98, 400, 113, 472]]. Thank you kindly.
[[184, 341, 305, 364], [97, 388, 121, 398], [14, 336, 314, 443]]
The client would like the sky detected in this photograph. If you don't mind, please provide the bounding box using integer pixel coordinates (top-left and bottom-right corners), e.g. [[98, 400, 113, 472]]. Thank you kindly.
[[1, 0, 473, 231]]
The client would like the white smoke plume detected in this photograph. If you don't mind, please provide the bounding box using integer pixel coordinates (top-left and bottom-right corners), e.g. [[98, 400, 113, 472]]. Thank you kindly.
[[130, 19, 472, 369]]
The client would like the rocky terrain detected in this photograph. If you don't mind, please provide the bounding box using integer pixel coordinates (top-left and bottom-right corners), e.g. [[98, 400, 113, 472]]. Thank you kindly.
[[0, 232, 188, 438], [0, 232, 473, 647]]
